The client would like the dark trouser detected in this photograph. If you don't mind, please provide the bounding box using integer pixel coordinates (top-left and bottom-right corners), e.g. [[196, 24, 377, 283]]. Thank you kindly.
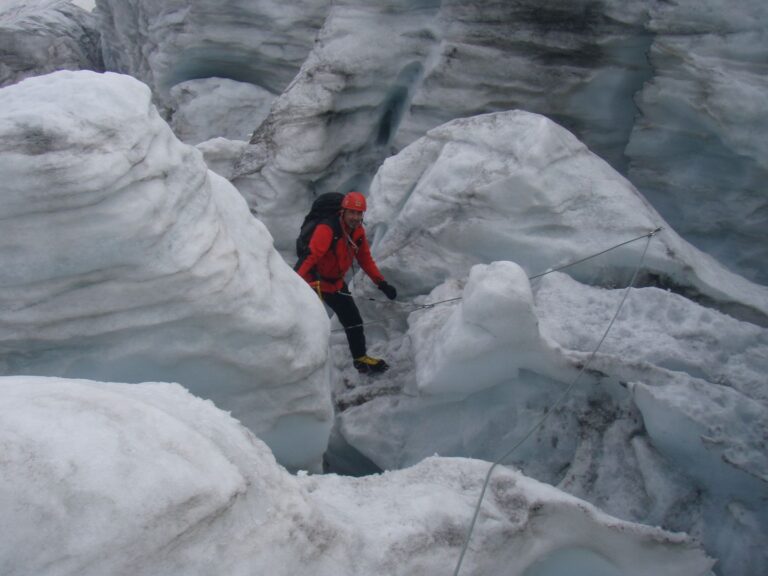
[[323, 285, 366, 359]]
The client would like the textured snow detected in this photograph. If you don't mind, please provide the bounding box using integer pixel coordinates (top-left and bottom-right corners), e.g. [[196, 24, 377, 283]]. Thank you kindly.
[[332, 110, 768, 575], [2, 1, 767, 575], [628, 0, 768, 283], [232, 0, 442, 251], [0, 0, 103, 88], [0, 376, 715, 576], [0, 71, 331, 470], [168, 77, 275, 145], [6, 0, 766, 281], [365, 110, 768, 323], [94, 0, 328, 110]]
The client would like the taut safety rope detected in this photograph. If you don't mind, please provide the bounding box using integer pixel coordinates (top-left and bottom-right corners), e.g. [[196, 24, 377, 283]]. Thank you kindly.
[[330, 228, 662, 333], [451, 229, 658, 576], [322, 227, 661, 573]]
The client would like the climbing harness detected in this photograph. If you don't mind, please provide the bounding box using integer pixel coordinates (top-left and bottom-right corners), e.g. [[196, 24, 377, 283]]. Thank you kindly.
[[331, 228, 662, 333], [451, 228, 658, 576]]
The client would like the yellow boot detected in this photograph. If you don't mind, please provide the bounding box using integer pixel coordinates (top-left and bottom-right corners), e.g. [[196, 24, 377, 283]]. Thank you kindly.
[[354, 355, 389, 374]]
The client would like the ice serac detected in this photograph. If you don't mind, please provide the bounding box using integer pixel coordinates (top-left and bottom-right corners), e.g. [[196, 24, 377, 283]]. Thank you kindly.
[[333, 110, 768, 575], [627, 0, 768, 285], [366, 110, 768, 324], [223, 0, 765, 284], [82, 0, 766, 281], [168, 78, 275, 145], [231, 0, 653, 252], [232, 0, 443, 252], [398, 0, 768, 285], [340, 269, 768, 576], [397, 0, 654, 170], [0, 376, 714, 576], [94, 0, 329, 112], [0, 70, 331, 471], [411, 261, 562, 397], [0, 0, 103, 88]]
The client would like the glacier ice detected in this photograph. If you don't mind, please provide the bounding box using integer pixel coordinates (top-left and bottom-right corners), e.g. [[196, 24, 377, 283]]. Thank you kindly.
[[365, 110, 768, 324], [338, 265, 768, 575], [231, 0, 442, 251], [222, 0, 768, 283], [628, 0, 768, 284], [0, 0, 103, 88], [0, 375, 715, 576], [7, 0, 765, 282], [410, 261, 562, 397], [94, 0, 329, 110], [331, 109, 768, 575], [2, 2, 767, 574], [0, 70, 332, 470], [168, 77, 275, 145]]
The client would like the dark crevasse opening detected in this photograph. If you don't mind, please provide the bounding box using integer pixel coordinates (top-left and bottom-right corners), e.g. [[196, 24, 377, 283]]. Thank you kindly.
[[376, 61, 424, 147]]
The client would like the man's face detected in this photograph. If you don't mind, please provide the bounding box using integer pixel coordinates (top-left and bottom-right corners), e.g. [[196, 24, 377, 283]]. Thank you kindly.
[[342, 208, 364, 229]]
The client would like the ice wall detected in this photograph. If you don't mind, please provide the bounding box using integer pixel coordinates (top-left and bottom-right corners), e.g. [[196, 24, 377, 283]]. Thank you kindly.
[[0, 70, 332, 470], [0, 0, 103, 88], [6, 0, 764, 283], [331, 110, 768, 575], [0, 375, 715, 576], [94, 0, 329, 110], [232, 0, 443, 251], [628, 0, 768, 284], [366, 110, 768, 323]]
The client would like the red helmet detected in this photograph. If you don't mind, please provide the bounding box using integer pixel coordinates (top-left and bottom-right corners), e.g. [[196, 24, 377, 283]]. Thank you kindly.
[[341, 191, 367, 212]]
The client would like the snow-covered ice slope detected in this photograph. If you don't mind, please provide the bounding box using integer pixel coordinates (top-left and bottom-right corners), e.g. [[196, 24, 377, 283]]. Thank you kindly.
[[628, 0, 768, 284], [0, 0, 103, 88], [0, 70, 331, 470], [0, 375, 715, 576], [366, 110, 768, 323], [332, 109, 768, 575], [94, 0, 328, 108]]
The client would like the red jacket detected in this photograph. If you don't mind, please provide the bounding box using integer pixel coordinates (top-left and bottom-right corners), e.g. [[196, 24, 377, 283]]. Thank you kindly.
[[296, 219, 384, 293]]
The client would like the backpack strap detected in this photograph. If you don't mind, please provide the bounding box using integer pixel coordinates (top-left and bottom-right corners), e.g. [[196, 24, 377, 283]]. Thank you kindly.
[[293, 216, 343, 274]]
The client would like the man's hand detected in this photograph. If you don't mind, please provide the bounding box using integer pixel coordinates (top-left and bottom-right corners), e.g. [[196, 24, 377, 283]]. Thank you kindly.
[[378, 281, 397, 300]]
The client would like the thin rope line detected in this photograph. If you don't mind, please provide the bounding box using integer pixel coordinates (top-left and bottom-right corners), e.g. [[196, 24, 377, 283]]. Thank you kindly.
[[450, 232, 654, 576], [330, 228, 661, 333], [528, 228, 661, 281]]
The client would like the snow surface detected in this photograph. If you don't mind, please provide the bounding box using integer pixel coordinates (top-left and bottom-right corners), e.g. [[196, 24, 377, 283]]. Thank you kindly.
[[0, 0, 103, 88], [6, 0, 766, 282], [330, 111, 768, 575], [94, 0, 328, 110], [0, 71, 332, 470], [0, 375, 714, 576], [232, 0, 443, 251], [628, 0, 768, 283], [365, 111, 768, 324], [168, 77, 275, 145], [2, 2, 768, 575]]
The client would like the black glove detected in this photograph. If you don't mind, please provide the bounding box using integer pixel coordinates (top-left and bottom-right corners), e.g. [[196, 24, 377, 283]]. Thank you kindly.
[[378, 281, 397, 300]]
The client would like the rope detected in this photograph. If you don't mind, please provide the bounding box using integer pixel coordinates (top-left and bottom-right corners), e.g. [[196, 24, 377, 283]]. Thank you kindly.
[[450, 230, 655, 576], [330, 228, 661, 333]]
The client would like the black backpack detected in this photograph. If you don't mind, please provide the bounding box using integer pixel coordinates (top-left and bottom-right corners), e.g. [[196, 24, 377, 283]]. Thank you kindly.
[[294, 192, 344, 271]]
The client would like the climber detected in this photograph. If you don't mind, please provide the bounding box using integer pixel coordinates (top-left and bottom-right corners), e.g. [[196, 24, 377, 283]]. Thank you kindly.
[[295, 191, 397, 374]]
